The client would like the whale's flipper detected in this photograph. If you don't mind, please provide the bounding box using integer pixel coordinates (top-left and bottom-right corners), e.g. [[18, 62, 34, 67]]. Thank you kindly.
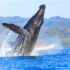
[[2, 23, 28, 34]]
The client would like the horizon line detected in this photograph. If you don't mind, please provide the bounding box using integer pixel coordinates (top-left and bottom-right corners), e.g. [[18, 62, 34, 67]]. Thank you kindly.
[[0, 16, 70, 19]]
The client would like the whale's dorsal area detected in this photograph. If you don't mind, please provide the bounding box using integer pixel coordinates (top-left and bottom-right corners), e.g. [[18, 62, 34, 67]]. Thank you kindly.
[[2, 4, 46, 56]]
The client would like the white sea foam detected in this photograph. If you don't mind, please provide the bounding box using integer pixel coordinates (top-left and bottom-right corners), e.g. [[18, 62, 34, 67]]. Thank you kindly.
[[30, 36, 63, 56], [0, 32, 63, 57], [0, 32, 14, 57]]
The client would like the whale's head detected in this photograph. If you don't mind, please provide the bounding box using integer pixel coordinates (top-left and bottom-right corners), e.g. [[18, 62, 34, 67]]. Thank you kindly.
[[39, 4, 45, 9], [39, 4, 45, 16], [34, 4, 46, 27], [25, 4, 46, 32]]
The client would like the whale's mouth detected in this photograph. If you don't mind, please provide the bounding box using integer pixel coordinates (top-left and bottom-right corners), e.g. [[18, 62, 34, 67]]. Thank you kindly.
[[38, 5, 45, 16], [39, 4, 45, 9]]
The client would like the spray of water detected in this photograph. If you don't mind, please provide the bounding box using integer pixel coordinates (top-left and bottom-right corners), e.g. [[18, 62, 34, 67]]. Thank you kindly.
[[0, 31, 63, 57], [31, 36, 63, 56], [0, 31, 16, 57]]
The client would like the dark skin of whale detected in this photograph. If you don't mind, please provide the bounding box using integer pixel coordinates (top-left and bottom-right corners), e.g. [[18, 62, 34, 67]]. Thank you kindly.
[[2, 5, 46, 56]]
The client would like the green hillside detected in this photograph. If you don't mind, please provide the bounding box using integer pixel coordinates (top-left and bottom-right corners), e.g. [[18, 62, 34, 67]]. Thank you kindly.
[[0, 16, 70, 48]]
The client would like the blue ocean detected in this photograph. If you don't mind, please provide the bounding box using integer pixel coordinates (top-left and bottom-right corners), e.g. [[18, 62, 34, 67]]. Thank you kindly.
[[0, 48, 70, 70]]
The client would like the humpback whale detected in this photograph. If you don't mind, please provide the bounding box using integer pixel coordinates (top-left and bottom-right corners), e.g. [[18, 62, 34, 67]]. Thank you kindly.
[[2, 5, 46, 56]]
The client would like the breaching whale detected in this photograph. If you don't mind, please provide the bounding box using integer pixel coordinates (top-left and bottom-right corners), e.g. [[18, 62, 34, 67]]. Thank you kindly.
[[2, 5, 46, 56]]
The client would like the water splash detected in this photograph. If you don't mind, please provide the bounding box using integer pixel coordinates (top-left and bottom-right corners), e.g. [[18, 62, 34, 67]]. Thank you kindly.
[[0, 32, 63, 57], [0, 32, 15, 57], [31, 36, 63, 56]]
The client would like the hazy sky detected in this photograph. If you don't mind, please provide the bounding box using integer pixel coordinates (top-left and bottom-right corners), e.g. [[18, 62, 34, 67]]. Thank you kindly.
[[0, 0, 70, 18]]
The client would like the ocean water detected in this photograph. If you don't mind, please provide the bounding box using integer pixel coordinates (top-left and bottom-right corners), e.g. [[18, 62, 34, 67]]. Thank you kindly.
[[0, 48, 70, 70]]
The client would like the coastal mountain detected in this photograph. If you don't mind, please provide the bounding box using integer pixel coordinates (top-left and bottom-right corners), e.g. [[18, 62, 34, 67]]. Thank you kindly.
[[0, 16, 70, 48]]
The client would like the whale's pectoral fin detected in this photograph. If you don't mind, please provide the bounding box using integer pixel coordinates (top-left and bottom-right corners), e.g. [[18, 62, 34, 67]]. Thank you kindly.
[[2, 23, 28, 34]]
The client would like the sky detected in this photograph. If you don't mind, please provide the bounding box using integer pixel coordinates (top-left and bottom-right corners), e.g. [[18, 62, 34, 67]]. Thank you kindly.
[[0, 0, 70, 18]]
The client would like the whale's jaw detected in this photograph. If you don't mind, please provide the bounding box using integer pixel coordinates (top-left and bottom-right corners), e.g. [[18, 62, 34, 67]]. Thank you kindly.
[[2, 5, 46, 56]]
